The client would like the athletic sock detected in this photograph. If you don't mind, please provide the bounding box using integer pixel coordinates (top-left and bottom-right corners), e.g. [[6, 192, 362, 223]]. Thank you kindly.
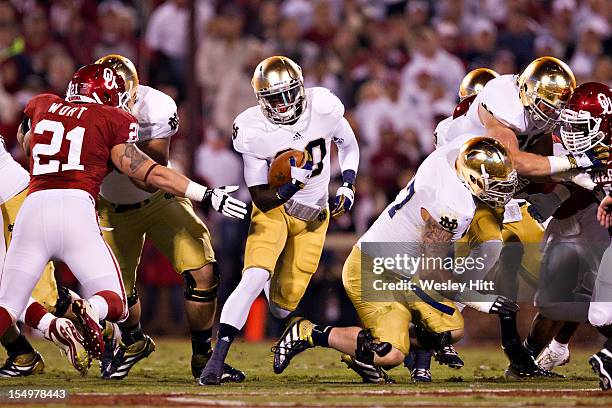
[[191, 328, 213, 356], [523, 334, 545, 358], [499, 313, 521, 348], [206, 323, 240, 369], [548, 338, 568, 354], [311, 325, 332, 347], [413, 350, 432, 370], [120, 323, 145, 346], [4, 334, 35, 357]]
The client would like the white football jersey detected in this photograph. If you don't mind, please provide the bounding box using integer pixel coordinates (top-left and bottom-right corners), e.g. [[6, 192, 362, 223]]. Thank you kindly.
[[100, 85, 178, 204], [0, 137, 29, 205], [441, 75, 545, 150], [359, 135, 476, 250], [233, 87, 345, 208]]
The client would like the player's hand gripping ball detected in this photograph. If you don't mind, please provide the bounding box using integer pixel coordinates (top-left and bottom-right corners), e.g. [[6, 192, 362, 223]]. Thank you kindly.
[[268, 149, 308, 187]]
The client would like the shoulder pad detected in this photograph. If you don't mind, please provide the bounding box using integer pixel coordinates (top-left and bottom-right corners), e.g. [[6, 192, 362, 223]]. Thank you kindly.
[[310, 87, 344, 118]]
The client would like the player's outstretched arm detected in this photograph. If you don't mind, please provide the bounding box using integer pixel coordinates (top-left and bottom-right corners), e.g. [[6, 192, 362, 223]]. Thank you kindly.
[[128, 138, 171, 193], [479, 105, 583, 177], [111, 143, 247, 219]]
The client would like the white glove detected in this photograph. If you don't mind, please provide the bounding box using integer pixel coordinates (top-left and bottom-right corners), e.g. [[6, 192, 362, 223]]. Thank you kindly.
[[204, 186, 248, 219], [289, 156, 313, 187], [331, 183, 355, 217], [572, 171, 597, 191]]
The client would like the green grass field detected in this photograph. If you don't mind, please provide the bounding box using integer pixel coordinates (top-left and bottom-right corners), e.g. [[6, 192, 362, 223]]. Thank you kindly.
[[0, 339, 610, 407]]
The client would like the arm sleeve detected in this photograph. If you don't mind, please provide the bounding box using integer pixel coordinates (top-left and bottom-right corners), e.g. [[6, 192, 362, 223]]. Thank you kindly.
[[332, 117, 359, 178], [242, 154, 269, 187]]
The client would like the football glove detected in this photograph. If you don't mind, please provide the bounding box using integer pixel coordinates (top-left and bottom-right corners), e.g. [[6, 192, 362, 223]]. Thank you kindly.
[[331, 182, 355, 218], [204, 186, 248, 219], [527, 185, 571, 223], [586, 144, 610, 168], [489, 295, 519, 316], [278, 152, 313, 199]]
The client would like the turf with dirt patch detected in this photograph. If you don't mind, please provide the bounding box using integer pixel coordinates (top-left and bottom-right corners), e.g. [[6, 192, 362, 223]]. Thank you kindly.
[[0, 339, 609, 407]]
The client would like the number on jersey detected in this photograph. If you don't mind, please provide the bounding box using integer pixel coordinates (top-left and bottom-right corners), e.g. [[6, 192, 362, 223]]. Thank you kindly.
[[32, 119, 85, 175], [305, 138, 327, 177], [388, 180, 415, 218]]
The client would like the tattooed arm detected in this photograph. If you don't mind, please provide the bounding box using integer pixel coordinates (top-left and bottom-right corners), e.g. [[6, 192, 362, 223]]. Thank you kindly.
[[110, 143, 191, 197], [416, 208, 454, 283]]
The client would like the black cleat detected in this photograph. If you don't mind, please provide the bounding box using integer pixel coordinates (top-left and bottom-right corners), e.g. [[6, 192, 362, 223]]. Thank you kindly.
[[272, 317, 315, 374], [503, 341, 561, 379], [102, 335, 155, 379], [341, 354, 395, 384], [589, 349, 612, 390], [411, 367, 432, 382], [192, 349, 246, 383], [434, 345, 464, 369], [0, 351, 44, 377]]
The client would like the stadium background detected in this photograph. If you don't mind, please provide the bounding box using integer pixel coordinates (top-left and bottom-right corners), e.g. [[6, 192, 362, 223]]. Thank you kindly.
[[0, 0, 610, 343]]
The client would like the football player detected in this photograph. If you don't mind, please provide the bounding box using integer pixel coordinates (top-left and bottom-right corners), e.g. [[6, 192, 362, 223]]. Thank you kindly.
[[521, 83, 611, 371], [0, 64, 246, 376], [270, 137, 520, 383], [89, 55, 246, 381], [529, 81, 612, 390], [407, 68, 499, 382], [0, 136, 63, 376], [437, 57, 586, 378], [199, 56, 360, 385]]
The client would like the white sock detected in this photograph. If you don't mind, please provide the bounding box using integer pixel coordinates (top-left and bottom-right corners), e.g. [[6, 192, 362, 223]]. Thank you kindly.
[[220, 267, 269, 330], [549, 338, 569, 354], [38, 313, 55, 337], [87, 295, 107, 321]]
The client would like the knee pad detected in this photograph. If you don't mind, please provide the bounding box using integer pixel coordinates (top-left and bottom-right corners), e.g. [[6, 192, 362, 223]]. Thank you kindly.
[[268, 302, 291, 319], [127, 291, 139, 308], [414, 325, 452, 350], [589, 303, 612, 327], [183, 265, 219, 303]]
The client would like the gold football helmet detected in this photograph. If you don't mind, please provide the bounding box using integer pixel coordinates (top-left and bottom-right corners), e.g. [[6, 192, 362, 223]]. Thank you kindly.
[[517, 56, 576, 131], [456, 137, 517, 208], [252, 56, 305, 124], [458, 68, 499, 100], [95, 54, 138, 111]]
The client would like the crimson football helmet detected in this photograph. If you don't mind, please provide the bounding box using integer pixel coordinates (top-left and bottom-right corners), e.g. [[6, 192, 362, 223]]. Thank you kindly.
[[66, 64, 129, 109], [560, 82, 612, 154]]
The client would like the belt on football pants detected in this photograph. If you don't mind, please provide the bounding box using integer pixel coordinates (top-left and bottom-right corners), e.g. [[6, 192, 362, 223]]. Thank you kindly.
[[284, 199, 327, 222]]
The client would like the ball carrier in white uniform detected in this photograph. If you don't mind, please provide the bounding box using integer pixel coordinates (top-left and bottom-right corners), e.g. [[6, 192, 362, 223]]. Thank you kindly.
[[199, 56, 360, 385]]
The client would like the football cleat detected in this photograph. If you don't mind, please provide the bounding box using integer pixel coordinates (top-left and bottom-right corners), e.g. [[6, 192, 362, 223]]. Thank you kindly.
[[411, 367, 432, 383], [589, 348, 612, 390], [102, 335, 156, 379], [272, 317, 315, 374], [71, 299, 104, 359], [503, 341, 561, 379], [341, 354, 395, 384], [100, 321, 121, 374], [536, 345, 570, 370], [434, 345, 464, 369], [47, 318, 91, 375], [0, 351, 45, 377], [191, 349, 246, 382]]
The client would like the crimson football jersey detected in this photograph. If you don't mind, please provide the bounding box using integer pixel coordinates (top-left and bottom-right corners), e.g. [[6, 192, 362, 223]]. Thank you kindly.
[[25, 93, 138, 198]]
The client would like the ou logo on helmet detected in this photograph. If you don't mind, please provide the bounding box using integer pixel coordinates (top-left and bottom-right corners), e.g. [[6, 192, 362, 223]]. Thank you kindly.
[[598, 92, 612, 114], [103, 68, 118, 90]]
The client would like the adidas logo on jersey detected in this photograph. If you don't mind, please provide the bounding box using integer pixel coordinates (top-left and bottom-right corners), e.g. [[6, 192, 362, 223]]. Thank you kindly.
[[293, 132, 304, 141]]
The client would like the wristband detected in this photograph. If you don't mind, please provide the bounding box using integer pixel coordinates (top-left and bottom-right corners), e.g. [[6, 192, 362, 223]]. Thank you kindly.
[[185, 181, 208, 202], [342, 169, 356, 185], [278, 181, 300, 200], [548, 156, 574, 174]]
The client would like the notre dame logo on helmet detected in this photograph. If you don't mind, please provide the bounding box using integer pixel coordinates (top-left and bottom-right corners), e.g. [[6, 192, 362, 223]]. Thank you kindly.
[[232, 123, 239, 140], [439, 216, 458, 232]]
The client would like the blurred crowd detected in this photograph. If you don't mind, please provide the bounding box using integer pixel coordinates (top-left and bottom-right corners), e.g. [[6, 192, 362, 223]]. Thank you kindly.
[[1, 0, 611, 335]]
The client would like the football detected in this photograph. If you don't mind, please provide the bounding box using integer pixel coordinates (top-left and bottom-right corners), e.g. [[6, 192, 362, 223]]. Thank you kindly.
[[268, 149, 305, 187]]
